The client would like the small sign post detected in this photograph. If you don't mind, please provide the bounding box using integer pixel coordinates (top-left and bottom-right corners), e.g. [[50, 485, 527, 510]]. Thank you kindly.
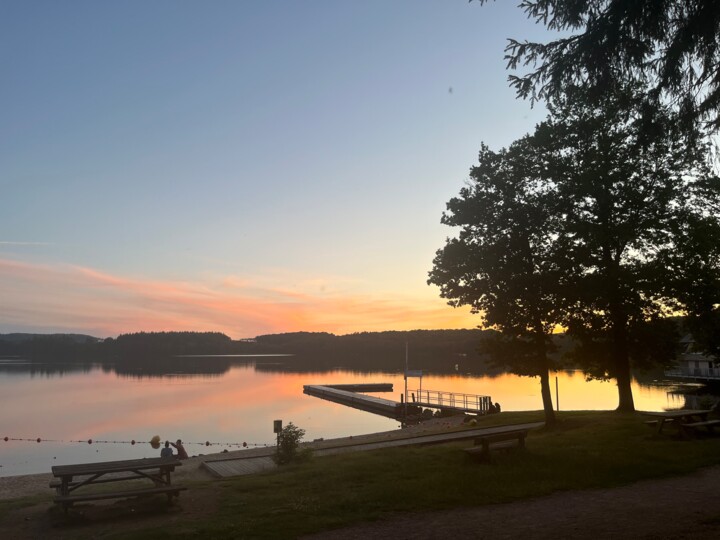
[[274, 419, 282, 448]]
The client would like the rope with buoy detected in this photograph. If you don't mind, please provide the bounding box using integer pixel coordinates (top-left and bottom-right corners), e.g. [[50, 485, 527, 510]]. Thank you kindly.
[[2, 435, 270, 448]]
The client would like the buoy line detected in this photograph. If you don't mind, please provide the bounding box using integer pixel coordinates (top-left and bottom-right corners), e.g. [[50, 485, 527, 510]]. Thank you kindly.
[[2, 436, 272, 447]]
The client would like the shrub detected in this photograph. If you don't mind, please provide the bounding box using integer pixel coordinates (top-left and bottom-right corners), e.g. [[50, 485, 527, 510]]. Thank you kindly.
[[274, 422, 310, 465]]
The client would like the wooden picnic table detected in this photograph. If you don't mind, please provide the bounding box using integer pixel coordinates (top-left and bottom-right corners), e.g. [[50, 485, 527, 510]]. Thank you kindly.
[[51, 457, 186, 512], [641, 409, 714, 436], [463, 423, 541, 462]]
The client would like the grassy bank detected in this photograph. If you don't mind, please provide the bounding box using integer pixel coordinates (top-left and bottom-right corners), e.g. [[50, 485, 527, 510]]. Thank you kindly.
[[4, 411, 720, 539]]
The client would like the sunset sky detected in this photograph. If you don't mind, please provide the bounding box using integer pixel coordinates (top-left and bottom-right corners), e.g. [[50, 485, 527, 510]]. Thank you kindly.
[[1, 1, 552, 339]]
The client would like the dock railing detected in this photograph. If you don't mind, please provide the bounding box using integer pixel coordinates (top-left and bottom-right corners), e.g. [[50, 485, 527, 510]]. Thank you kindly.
[[665, 367, 720, 381], [411, 389, 492, 413]]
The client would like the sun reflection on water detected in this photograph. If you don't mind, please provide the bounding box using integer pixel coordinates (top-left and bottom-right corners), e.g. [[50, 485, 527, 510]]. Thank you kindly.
[[0, 363, 688, 476]]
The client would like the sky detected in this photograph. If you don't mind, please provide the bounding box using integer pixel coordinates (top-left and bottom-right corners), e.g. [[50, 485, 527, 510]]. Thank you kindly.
[[0, 1, 553, 339]]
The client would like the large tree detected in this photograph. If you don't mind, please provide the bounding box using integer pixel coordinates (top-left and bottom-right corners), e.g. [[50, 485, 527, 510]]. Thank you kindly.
[[432, 83, 720, 412], [476, 1, 720, 129], [533, 84, 718, 411], [429, 136, 562, 425]]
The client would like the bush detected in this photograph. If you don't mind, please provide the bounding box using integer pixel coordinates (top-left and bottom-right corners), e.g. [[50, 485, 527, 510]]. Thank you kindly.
[[274, 422, 311, 465]]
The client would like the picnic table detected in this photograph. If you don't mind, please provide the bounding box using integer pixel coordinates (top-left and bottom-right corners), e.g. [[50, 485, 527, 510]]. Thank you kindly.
[[641, 409, 718, 436], [463, 423, 541, 462], [51, 457, 187, 512]]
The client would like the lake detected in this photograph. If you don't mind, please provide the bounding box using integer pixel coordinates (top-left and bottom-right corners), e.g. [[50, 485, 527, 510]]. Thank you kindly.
[[0, 356, 695, 477]]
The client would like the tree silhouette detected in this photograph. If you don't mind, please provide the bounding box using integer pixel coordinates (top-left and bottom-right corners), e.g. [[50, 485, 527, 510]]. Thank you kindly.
[[429, 137, 561, 425], [476, 0, 720, 129], [537, 84, 718, 411], [431, 82, 720, 412]]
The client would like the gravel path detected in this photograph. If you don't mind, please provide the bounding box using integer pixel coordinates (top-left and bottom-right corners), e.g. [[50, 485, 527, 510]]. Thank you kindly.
[[305, 466, 720, 539]]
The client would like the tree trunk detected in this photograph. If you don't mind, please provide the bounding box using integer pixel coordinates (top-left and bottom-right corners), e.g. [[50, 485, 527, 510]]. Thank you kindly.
[[539, 367, 556, 426], [604, 246, 635, 413], [615, 351, 635, 412], [534, 328, 556, 426], [612, 306, 635, 412]]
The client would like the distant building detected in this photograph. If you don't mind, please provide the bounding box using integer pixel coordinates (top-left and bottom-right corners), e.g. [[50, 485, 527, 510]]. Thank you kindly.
[[665, 334, 720, 382]]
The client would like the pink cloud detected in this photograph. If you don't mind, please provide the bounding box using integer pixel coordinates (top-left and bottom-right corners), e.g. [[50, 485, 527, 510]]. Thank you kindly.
[[0, 258, 476, 338]]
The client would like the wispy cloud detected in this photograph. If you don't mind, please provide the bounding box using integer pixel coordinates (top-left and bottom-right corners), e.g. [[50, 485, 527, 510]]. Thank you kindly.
[[0, 241, 53, 246], [0, 258, 476, 338]]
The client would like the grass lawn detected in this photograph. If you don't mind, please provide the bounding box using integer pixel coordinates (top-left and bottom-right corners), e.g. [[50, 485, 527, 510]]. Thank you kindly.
[[4, 410, 720, 539]]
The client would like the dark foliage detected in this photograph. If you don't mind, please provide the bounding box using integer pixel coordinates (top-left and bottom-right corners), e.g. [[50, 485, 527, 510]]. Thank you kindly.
[[475, 0, 720, 129], [430, 81, 720, 411]]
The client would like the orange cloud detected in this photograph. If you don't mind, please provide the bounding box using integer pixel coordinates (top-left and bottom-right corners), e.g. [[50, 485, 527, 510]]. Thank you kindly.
[[0, 258, 477, 338]]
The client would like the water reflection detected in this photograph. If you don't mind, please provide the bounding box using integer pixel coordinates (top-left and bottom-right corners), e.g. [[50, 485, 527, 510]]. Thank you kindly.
[[0, 359, 709, 477]]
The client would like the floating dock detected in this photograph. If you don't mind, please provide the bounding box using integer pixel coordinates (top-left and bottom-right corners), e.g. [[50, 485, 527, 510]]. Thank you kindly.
[[325, 383, 393, 392], [303, 384, 406, 418], [304, 383, 492, 417]]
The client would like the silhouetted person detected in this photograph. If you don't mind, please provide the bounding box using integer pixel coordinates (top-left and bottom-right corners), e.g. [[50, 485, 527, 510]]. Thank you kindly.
[[171, 439, 188, 460], [160, 440, 174, 458]]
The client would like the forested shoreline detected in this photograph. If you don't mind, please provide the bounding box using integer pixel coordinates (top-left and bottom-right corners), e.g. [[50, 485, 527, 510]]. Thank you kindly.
[[0, 328, 663, 378], [0, 329, 491, 367]]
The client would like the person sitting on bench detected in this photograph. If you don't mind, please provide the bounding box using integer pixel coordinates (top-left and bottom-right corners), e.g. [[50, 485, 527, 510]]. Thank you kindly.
[[160, 441, 174, 458]]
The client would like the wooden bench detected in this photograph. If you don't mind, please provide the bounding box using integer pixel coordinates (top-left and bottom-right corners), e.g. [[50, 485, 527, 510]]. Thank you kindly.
[[641, 409, 713, 435], [643, 418, 674, 427], [680, 419, 720, 437], [54, 485, 187, 507], [49, 474, 147, 491], [464, 429, 528, 462]]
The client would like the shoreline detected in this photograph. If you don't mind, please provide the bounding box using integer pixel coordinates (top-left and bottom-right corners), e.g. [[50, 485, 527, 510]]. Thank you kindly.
[[0, 415, 468, 501]]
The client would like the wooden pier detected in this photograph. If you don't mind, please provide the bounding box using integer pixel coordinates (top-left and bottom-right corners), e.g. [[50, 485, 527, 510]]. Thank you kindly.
[[303, 384, 407, 418], [303, 383, 491, 417], [325, 383, 393, 392]]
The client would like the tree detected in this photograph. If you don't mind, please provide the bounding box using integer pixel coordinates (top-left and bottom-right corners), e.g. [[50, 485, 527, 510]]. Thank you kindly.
[[532, 83, 719, 411], [659, 212, 720, 357], [431, 82, 720, 412], [429, 136, 561, 425], [476, 1, 720, 129]]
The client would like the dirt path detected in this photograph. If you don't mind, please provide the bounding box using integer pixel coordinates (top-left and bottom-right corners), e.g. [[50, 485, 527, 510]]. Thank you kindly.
[[305, 466, 720, 540], [3, 464, 720, 539]]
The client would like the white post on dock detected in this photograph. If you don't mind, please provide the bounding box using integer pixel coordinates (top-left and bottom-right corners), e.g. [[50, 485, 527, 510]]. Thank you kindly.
[[404, 342, 408, 417]]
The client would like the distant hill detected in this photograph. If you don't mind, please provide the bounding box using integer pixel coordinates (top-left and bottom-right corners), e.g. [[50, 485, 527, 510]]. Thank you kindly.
[[0, 330, 493, 371], [0, 333, 102, 343], [0, 329, 578, 375]]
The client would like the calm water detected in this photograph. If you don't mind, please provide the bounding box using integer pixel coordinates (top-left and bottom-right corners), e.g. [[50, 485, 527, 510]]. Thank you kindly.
[[0, 358, 693, 477]]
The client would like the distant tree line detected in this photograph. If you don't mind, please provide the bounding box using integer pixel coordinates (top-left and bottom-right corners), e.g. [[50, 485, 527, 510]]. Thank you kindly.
[[0, 328, 684, 382], [0, 329, 512, 374]]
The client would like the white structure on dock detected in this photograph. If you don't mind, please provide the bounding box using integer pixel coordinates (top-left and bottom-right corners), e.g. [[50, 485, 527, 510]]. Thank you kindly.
[[665, 334, 720, 382]]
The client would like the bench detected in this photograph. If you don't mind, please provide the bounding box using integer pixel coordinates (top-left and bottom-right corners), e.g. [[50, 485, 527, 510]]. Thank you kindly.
[[51, 457, 186, 513], [680, 419, 720, 437], [464, 429, 528, 462], [49, 474, 146, 491], [641, 409, 713, 435], [54, 485, 187, 507], [643, 418, 674, 427]]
